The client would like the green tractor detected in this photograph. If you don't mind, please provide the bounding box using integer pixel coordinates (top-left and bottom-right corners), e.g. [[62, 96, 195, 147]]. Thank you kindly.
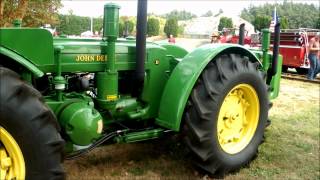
[[0, 1, 282, 179]]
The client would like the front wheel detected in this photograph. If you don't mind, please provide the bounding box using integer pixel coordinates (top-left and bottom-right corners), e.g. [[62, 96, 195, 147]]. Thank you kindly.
[[0, 67, 65, 180], [183, 54, 269, 175]]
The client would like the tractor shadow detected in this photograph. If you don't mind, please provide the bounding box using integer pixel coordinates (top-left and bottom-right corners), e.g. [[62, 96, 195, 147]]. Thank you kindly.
[[63, 135, 204, 179]]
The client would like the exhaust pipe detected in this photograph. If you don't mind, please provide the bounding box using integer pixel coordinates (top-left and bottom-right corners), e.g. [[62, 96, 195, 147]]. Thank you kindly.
[[267, 22, 280, 84], [270, 23, 280, 76], [135, 0, 148, 86], [239, 23, 245, 45]]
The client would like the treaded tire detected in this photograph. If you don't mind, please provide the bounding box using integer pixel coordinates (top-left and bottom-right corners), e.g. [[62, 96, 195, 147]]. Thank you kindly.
[[183, 54, 269, 176], [0, 67, 65, 180]]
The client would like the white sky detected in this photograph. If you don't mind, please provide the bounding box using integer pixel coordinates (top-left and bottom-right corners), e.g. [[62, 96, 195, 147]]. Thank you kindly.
[[59, 0, 319, 18]]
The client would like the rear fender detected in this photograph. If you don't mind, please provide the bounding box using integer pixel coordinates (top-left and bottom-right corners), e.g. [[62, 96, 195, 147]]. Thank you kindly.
[[156, 44, 261, 131], [0, 46, 44, 77]]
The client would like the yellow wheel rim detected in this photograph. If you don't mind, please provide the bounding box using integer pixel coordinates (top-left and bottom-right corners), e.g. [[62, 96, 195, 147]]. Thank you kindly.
[[217, 84, 259, 154], [0, 127, 25, 180]]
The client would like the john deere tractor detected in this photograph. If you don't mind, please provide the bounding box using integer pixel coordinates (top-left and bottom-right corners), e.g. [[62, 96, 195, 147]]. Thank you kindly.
[[0, 1, 282, 179]]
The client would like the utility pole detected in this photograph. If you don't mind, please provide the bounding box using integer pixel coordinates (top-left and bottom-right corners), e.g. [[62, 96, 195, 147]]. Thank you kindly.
[[91, 16, 93, 33]]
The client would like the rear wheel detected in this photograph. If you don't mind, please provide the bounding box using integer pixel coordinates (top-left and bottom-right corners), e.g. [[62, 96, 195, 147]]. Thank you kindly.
[[0, 67, 65, 180], [183, 54, 269, 175]]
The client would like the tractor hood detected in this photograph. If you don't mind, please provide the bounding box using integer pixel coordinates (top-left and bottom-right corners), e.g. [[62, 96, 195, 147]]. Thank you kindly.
[[0, 28, 166, 73]]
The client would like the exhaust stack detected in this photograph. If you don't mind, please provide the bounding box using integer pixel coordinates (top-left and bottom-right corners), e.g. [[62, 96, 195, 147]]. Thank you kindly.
[[239, 23, 245, 45], [135, 0, 148, 86], [270, 23, 280, 76], [267, 22, 280, 84]]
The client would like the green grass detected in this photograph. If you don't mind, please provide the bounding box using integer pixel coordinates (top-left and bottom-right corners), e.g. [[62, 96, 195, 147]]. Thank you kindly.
[[64, 79, 320, 180]]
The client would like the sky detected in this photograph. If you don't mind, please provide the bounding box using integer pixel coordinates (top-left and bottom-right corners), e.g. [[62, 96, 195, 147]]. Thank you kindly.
[[59, 0, 319, 18]]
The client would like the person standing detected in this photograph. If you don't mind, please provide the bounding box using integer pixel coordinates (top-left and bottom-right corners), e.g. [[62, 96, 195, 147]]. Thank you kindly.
[[307, 32, 320, 80], [211, 31, 220, 43], [168, 34, 176, 44]]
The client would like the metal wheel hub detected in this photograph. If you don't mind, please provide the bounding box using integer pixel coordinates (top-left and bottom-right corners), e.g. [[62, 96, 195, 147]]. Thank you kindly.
[[0, 127, 25, 180], [217, 84, 260, 154]]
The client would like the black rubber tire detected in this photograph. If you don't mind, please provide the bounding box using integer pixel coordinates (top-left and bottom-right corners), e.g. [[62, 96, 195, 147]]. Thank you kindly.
[[295, 67, 308, 75], [183, 54, 269, 176], [0, 67, 65, 180]]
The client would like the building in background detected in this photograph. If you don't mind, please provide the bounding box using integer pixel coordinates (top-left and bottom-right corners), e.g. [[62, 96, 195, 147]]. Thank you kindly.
[[181, 13, 255, 39]]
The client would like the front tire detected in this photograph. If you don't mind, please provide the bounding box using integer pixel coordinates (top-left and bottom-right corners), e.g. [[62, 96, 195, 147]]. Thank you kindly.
[[0, 67, 65, 180], [183, 54, 269, 175]]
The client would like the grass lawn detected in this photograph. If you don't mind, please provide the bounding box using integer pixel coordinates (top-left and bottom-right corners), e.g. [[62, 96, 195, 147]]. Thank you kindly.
[[64, 79, 320, 179]]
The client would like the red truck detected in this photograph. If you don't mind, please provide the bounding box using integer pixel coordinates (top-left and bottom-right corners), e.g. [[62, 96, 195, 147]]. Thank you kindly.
[[270, 28, 319, 74], [214, 28, 320, 75]]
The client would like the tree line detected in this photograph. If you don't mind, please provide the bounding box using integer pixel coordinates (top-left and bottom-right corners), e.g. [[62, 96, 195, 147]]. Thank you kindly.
[[241, 0, 320, 31], [56, 13, 184, 38]]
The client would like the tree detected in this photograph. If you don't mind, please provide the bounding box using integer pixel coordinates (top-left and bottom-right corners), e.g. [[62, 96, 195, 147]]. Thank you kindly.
[[118, 21, 124, 37], [57, 14, 91, 35], [118, 17, 135, 37], [93, 17, 103, 33], [147, 17, 160, 36], [280, 16, 289, 29], [126, 20, 135, 34], [253, 15, 271, 31], [218, 17, 233, 31], [178, 24, 185, 35], [316, 17, 320, 29], [120, 16, 135, 34], [164, 18, 178, 38], [163, 10, 196, 21], [0, 0, 61, 27], [201, 10, 213, 17]]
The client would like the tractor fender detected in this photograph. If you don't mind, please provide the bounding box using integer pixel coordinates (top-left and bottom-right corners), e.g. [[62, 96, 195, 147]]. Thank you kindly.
[[156, 43, 261, 131], [0, 46, 44, 77]]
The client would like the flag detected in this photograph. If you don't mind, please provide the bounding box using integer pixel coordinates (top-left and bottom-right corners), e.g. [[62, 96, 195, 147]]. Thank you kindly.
[[269, 7, 278, 32]]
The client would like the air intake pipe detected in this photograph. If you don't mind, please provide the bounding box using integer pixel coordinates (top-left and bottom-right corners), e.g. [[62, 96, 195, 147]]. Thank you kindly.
[[96, 3, 120, 104], [135, 0, 148, 86]]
